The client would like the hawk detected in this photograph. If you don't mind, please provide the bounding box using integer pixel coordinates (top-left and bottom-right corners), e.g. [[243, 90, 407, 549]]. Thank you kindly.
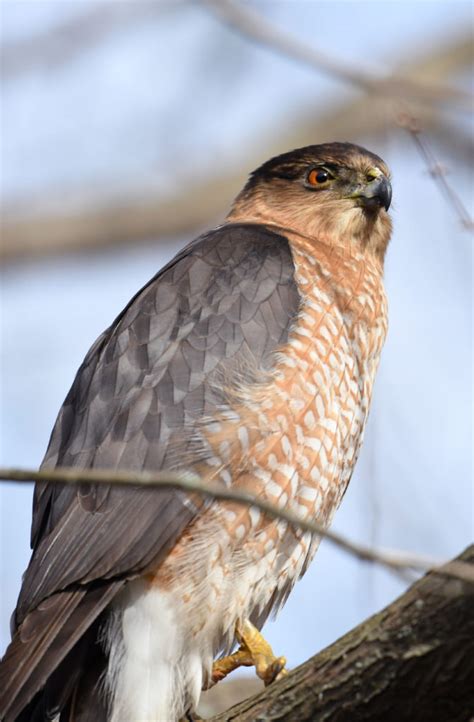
[[0, 142, 392, 721]]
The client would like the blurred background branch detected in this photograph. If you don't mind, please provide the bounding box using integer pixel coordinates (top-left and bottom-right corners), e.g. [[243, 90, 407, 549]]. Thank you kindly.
[[0, 3, 174, 79], [204, 0, 472, 107], [1, 5, 472, 263], [397, 112, 473, 229], [205, 0, 473, 229]]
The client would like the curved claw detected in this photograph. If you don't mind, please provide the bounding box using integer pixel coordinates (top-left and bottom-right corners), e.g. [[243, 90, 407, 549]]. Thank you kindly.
[[237, 619, 288, 686], [260, 655, 287, 686], [208, 619, 288, 689]]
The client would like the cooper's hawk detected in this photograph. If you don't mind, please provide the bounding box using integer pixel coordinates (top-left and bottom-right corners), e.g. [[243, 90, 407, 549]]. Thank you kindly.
[[0, 142, 392, 721]]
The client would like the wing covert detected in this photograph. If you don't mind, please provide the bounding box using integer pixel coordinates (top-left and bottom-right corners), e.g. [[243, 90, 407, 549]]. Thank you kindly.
[[18, 222, 301, 624]]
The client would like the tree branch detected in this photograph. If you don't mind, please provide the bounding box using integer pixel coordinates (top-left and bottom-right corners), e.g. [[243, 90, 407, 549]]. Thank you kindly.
[[209, 545, 474, 722], [0, 3, 172, 80], [397, 112, 474, 230], [1, 29, 471, 263], [203, 0, 472, 108], [1, 466, 473, 584], [205, 0, 473, 233]]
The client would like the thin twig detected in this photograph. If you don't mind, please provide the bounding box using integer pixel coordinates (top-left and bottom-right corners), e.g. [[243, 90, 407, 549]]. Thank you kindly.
[[0, 4, 171, 80], [398, 112, 474, 231], [203, 0, 472, 108], [1, 466, 473, 584], [204, 0, 473, 231]]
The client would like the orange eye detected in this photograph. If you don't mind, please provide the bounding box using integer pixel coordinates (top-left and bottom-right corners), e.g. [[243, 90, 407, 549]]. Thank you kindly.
[[307, 168, 333, 186]]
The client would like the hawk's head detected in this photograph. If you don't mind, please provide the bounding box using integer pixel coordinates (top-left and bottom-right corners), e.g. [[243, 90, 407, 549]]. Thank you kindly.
[[229, 142, 392, 262]]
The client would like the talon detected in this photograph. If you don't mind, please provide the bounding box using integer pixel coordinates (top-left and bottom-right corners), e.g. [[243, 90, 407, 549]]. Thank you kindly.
[[211, 618, 288, 688], [261, 655, 287, 686], [237, 619, 288, 685]]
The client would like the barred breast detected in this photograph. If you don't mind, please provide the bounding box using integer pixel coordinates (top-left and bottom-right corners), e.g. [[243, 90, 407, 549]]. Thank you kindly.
[[149, 235, 387, 667]]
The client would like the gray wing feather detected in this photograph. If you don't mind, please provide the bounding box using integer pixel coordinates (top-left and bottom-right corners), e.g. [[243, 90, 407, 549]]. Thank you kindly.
[[1, 222, 300, 719]]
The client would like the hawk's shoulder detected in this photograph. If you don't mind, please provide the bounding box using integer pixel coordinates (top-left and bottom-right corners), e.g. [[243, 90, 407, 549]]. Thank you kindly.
[[25, 222, 301, 613]]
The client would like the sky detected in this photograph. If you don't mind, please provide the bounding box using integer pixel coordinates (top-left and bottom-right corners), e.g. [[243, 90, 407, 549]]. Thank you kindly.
[[0, 0, 472, 673]]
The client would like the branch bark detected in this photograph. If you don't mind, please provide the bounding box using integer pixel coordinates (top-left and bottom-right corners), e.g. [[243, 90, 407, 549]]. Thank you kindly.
[[209, 545, 474, 722]]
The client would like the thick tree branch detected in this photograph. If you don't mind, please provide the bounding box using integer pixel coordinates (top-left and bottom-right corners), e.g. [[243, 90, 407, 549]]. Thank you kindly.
[[209, 545, 474, 722], [1, 466, 473, 584]]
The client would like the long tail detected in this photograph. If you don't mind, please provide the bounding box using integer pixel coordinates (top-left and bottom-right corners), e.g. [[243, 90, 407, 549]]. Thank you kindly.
[[0, 582, 122, 721]]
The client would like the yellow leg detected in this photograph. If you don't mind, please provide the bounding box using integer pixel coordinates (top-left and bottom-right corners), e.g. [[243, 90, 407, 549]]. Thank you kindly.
[[210, 619, 287, 687], [209, 647, 254, 685]]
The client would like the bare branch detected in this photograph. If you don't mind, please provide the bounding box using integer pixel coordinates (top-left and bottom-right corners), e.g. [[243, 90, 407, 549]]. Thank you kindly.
[[0, 177, 232, 263], [1, 106, 472, 265], [203, 0, 472, 108], [1, 20, 472, 264], [398, 112, 474, 230], [0, 3, 172, 80], [1, 466, 473, 584], [209, 545, 474, 722], [203, 0, 473, 234]]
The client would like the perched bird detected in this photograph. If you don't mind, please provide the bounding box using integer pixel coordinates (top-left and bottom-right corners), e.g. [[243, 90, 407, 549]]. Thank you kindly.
[[0, 142, 392, 721]]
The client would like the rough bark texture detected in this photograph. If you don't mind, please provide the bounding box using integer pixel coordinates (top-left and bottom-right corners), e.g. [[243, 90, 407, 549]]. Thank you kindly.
[[210, 546, 474, 722]]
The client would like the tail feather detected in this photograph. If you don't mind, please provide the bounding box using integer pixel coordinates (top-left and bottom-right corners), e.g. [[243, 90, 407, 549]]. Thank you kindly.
[[15, 619, 108, 722], [59, 618, 109, 722], [0, 582, 122, 721]]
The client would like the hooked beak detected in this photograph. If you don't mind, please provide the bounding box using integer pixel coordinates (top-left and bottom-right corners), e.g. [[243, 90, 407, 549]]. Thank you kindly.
[[350, 176, 392, 212]]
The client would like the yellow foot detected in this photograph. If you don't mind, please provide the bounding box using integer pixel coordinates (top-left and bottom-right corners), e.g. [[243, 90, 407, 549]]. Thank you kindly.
[[237, 619, 287, 686], [210, 619, 287, 688]]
